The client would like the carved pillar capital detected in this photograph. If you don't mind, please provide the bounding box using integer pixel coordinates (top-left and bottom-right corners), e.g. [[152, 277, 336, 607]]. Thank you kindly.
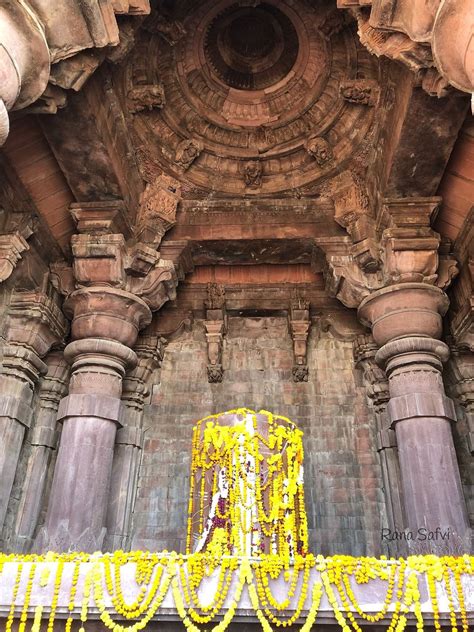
[[358, 283, 449, 347], [324, 197, 458, 311]]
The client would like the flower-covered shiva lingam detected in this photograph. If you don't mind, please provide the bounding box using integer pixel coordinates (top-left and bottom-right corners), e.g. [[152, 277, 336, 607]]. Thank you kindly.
[[186, 408, 308, 558]]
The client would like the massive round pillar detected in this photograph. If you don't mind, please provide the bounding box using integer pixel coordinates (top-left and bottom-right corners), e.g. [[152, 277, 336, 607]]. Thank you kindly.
[[36, 288, 151, 552], [359, 284, 470, 548]]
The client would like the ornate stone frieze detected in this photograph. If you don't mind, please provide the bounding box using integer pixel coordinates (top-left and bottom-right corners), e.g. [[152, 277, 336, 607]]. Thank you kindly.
[[126, 0, 380, 196], [204, 283, 227, 383], [288, 295, 311, 382]]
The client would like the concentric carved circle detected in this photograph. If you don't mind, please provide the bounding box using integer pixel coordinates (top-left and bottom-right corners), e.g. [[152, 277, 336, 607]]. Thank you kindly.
[[126, 0, 382, 196], [204, 3, 299, 90]]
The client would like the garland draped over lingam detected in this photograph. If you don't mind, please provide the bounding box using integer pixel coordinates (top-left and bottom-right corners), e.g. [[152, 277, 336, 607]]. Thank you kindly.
[[187, 409, 308, 557]]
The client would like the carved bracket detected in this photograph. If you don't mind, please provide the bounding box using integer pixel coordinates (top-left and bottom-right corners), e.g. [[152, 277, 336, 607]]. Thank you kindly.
[[288, 295, 311, 382], [323, 196, 459, 309], [136, 175, 182, 248], [0, 232, 29, 283], [204, 283, 227, 383]]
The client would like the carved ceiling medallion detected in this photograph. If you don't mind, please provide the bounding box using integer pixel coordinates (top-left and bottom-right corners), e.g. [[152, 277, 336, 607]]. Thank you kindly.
[[123, 0, 382, 197]]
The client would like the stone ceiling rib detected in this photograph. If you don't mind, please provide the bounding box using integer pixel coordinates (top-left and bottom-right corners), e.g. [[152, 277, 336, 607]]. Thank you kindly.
[[1, 117, 75, 253]]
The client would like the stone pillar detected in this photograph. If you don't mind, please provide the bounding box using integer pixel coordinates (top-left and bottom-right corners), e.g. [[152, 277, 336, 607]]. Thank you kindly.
[[353, 335, 405, 548], [0, 288, 67, 532], [105, 333, 165, 551], [36, 289, 149, 552], [37, 203, 177, 551], [359, 284, 470, 548], [11, 353, 69, 552]]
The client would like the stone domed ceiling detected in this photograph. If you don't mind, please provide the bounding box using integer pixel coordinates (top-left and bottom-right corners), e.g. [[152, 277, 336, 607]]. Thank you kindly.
[[121, 0, 386, 197]]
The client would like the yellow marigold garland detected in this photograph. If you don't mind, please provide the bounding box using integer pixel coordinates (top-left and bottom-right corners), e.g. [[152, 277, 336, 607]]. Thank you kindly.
[[0, 552, 472, 632]]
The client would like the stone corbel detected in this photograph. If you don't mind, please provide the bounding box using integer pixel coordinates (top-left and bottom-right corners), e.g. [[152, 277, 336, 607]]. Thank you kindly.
[[204, 284, 227, 383], [0, 232, 29, 283], [159, 240, 194, 281], [331, 171, 381, 273], [324, 253, 373, 309], [288, 296, 311, 382], [136, 175, 182, 248]]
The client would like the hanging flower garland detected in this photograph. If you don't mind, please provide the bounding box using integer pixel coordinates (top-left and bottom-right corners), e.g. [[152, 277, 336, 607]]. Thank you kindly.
[[0, 552, 472, 632]]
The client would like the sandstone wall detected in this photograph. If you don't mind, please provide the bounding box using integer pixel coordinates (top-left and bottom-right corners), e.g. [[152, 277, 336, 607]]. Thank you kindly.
[[131, 316, 387, 556]]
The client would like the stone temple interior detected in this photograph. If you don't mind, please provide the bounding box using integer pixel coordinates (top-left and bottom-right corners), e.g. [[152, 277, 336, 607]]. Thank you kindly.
[[0, 0, 473, 564]]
